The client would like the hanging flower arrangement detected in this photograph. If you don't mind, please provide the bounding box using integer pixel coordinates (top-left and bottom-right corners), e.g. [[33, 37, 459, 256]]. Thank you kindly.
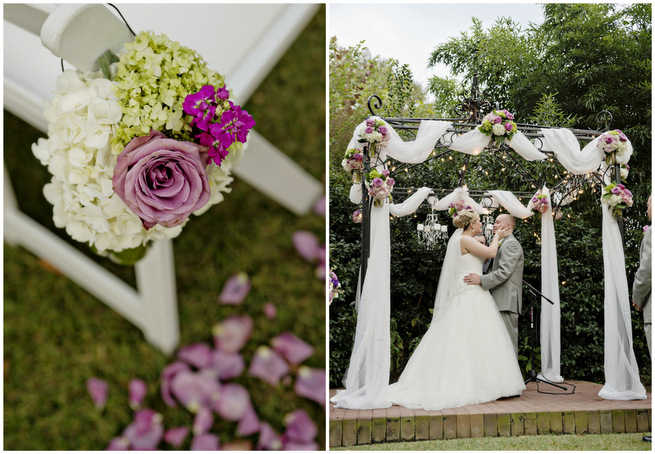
[[366, 168, 394, 208], [597, 130, 630, 165], [447, 200, 472, 218], [528, 190, 550, 213], [620, 163, 630, 180], [31, 31, 255, 264], [341, 148, 364, 183], [601, 182, 633, 220], [352, 209, 363, 224], [329, 269, 341, 305], [478, 109, 517, 145], [357, 118, 390, 156]]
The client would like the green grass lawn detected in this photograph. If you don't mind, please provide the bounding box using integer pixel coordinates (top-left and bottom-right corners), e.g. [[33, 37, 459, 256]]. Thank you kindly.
[[332, 433, 652, 450], [4, 6, 326, 450]]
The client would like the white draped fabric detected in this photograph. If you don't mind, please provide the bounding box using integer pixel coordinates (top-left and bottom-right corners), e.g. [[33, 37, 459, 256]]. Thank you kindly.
[[598, 207, 647, 400], [434, 187, 486, 214], [488, 190, 534, 219], [537, 187, 564, 383], [332, 121, 443, 409], [450, 129, 547, 161]]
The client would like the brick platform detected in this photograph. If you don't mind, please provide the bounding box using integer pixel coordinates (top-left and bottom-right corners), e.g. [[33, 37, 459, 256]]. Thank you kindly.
[[329, 381, 652, 447]]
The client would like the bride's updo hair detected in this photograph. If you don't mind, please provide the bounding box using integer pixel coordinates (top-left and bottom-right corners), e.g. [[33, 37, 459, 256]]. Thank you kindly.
[[453, 209, 479, 230]]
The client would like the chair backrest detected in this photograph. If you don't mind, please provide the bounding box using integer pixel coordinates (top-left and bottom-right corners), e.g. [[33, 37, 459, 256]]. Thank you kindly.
[[40, 4, 134, 72]]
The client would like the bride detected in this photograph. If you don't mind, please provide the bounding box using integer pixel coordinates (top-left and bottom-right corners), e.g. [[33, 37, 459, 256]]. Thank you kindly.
[[388, 209, 526, 410]]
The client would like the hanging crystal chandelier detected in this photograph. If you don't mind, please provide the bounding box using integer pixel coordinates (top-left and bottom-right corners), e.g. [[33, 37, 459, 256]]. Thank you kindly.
[[417, 196, 448, 250]]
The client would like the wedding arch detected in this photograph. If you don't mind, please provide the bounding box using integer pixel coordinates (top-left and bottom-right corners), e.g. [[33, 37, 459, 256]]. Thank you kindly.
[[332, 77, 646, 410]]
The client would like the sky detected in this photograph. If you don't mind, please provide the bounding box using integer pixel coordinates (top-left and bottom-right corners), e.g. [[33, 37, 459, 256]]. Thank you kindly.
[[329, 3, 545, 89]]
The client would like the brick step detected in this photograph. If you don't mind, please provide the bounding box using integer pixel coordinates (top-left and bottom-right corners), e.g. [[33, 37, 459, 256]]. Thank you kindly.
[[329, 381, 652, 447]]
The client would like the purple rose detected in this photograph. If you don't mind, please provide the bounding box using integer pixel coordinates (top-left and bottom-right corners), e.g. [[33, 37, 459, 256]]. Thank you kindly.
[[365, 127, 373, 134], [605, 137, 614, 144], [493, 115, 502, 124], [378, 126, 388, 135], [504, 110, 515, 120], [113, 130, 211, 230], [371, 177, 383, 187], [386, 177, 395, 186], [381, 169, 390, 177], [366, 118, 375, 127], [353, 153, 362, 160], [505, 122, 513, 132]]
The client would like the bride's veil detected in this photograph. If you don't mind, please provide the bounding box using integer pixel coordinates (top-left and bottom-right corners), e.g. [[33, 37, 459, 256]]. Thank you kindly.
[[431, 228, 463, 322]]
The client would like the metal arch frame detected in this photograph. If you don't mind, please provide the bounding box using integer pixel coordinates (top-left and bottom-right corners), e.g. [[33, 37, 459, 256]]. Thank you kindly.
[[357, 77, 624, 284]]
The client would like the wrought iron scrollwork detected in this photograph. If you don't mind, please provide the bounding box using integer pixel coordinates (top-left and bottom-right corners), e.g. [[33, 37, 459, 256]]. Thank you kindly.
[[454, 73, 493, 122], [596, 110, 613, 131], [367, 94, 383, 116]]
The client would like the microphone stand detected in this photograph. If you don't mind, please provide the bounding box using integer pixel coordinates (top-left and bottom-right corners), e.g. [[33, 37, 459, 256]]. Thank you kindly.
[[522, 279, 568, 391]]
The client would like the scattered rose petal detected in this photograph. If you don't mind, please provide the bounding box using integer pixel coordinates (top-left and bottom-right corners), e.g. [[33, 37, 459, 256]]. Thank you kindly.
[[313, 195, 325, 216], [193, 407, 214, 435], [218, 272, 251, 305], [222, 440, 253, 450], [208, 349, 245, 380], [248, 346, 290, 386], [170, 371, 220, 413], [106, 436, 129, 450], [86, 377, 108, 410], [237, 403, 261, 437], [271, 332, 314, 366], [128, 378, 148, 410], [212, 315, 253, 353], [178, 343, 213, 369], [164, 426, 189, 448], [263, 302, 277, 320], [257, 423, 283, 450], [214, 383, 251, 421], [191, 433, 220, 451], [123, 409, 164, 450], [283, 409, 317, 444], [284, 441, 320, 451], [294, 367, 325, 407], [292, 231, 320, 262], [161, 361, 191, 407]]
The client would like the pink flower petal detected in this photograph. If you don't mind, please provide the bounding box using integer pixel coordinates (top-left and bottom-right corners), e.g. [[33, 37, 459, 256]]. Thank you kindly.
[[212, 315, 253, 353], [208, 349, 245, 380], [248, 346, 290, 386], [86, 377, 108, 410], [106, 436, 129, 450], [128, 378, 148, 410], [218, 272, 251, 305], [190, 433, 220, 451], [237, 403, 260, 437], [271, 332, 314, 366], [213, 383, 251, 421], [263, 302, 277, 320], [294, 367, 325, 407], [313, 195, 325, 216], [164, 426, 189, 448], [161, 361, 191, 407], [257, 423, 283, 450], [193, 407, 214, 435], [283, 409, 317, 444], [292, 231, 319, 262], [123, 409, 164, 450], [170, 371, 220, 413], [177, 343, 213, 369]]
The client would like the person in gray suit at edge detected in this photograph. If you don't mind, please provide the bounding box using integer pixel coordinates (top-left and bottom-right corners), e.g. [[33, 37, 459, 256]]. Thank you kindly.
[[632, 194, 651, 357], [464, 214, 524, 357]]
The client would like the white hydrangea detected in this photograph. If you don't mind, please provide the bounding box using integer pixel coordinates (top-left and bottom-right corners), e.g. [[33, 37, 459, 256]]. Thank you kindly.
[[492, 123, 506, 136], [33, 70, 240, 256]]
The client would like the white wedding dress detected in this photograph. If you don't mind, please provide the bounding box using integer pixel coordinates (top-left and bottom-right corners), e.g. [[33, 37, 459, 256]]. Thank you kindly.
[[388, 236, 526, 410]]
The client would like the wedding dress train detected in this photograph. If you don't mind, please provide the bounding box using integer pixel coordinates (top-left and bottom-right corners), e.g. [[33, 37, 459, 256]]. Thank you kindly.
[[388, 251, 526, 410]]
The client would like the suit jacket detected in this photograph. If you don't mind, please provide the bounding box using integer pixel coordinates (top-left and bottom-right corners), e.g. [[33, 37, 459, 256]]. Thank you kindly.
[[633, 227, 652, 323], [480, 234, 524, 314]]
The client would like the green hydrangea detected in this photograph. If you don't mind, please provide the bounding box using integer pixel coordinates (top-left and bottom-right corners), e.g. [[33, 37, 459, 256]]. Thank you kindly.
[[112, 31, 226, 152]]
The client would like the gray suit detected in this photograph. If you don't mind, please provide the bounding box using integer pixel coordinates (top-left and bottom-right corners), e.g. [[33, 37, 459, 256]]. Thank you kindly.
[[480, 234, 524, 357], [632, 227, 652, 357]]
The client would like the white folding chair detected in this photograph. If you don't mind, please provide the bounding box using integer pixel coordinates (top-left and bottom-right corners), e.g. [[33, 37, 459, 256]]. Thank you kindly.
[[3, 3, 324, 354]]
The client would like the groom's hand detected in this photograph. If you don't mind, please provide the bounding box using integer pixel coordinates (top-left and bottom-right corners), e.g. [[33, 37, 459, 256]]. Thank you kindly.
[[464, 273, 481, 285]]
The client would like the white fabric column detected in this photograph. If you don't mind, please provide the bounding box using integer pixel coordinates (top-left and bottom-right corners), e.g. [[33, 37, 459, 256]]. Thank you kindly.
[[598, 205, 647, 400], [537, 187, 563, 383]]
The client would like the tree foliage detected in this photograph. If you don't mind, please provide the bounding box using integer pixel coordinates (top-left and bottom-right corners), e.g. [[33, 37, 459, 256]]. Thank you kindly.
[[329, 5, 651, 389]]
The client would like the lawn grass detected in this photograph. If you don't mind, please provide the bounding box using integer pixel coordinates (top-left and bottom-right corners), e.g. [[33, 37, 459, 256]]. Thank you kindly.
[[331, 433, 652, 451], [3, 6, 326, 450]]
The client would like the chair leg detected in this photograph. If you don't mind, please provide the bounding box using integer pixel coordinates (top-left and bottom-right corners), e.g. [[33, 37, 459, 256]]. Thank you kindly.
[[135, 238, 180, 355]]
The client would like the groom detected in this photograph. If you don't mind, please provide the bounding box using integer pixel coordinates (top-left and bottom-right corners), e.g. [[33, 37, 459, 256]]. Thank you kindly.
[[464, 214, 524, 357]]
